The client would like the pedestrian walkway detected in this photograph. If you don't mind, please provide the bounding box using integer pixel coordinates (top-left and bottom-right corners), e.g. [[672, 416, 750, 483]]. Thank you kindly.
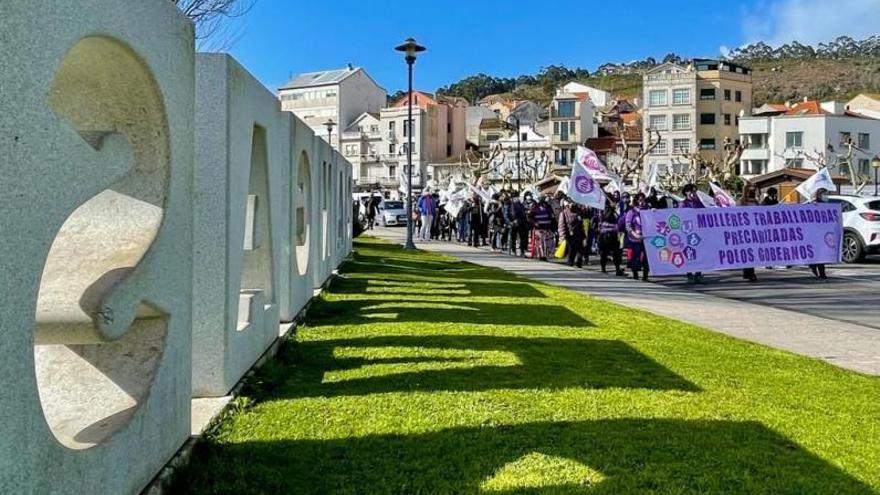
[[372, 227, 880, 375]]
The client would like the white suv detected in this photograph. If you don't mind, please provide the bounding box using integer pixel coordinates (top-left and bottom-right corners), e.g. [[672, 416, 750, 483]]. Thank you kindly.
[[827, 195, 880, 263]]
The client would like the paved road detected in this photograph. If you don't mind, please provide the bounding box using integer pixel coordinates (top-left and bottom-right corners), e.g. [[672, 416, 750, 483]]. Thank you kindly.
[[371, 227, 880, 375], [655, 256, 880, 330]]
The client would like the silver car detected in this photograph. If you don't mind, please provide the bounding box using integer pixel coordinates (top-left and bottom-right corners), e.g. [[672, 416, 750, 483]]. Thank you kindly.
[[378, 200, 407, 227]]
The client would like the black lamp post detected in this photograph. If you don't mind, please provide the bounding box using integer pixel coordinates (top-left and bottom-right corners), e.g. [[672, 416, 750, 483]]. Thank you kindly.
[[872, 155, 880, 196], [323, 118, 336, 147], [395, 37, 426, 250], [504, 115, 521, 190]]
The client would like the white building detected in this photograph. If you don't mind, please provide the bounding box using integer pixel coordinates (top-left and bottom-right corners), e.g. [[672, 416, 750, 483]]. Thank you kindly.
[[340, 91, 466, 198], [739, 100, 880, 179], [549, 89, 597, 166], [278, 65, 386, 149], [562, 81, 610, 107]]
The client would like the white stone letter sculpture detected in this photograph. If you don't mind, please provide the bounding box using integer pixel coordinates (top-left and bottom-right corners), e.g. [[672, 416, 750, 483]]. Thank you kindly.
[[0, 1, 194, 493]]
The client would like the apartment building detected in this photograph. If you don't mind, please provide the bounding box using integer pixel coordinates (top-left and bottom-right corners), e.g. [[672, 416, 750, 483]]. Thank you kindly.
[[738, 100, 880, 179], [278, 65, 386, 149], [549, 89, 597, 166], [340, 112, 387, 192], [642, 59, 752, 174], [343, 91, 465, 197]]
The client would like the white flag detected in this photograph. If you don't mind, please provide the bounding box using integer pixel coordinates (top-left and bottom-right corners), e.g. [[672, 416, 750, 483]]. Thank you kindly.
[[557, 176, 571, 195], [709, 182, 736, 207], [398, 169, 410, 194], [646, 163, 661, 191], [603, 179, 621, 194], [795, 168, 835, 201], [576, 146, 610, 176], [568, 160, 607, 209], [696, 190, 718, 208]]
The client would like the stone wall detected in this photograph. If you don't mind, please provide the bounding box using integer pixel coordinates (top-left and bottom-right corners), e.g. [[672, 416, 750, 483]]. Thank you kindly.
[[0, 1, 354, 493]]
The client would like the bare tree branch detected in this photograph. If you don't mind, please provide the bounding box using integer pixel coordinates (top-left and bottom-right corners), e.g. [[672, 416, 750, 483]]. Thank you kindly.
[[174, 0, 256, 50]]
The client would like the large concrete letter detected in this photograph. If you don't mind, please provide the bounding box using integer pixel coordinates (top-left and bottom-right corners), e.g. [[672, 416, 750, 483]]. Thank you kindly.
[[0, 1, 194, 493], [192, 54, 285, 397]]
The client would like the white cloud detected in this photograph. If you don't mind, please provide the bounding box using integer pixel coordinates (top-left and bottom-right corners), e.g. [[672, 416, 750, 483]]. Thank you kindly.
[[743, 0, 880, 46]]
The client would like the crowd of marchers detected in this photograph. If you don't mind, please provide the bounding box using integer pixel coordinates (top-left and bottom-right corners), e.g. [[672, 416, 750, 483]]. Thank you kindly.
[[361, 183, 833, 284]]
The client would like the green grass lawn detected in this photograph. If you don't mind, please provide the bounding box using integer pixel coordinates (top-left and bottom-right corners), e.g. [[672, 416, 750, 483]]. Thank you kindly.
[[173, 237, 880, 494]]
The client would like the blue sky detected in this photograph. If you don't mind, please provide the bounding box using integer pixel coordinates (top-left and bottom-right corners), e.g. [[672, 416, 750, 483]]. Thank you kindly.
[[224, 0, 879, 94]]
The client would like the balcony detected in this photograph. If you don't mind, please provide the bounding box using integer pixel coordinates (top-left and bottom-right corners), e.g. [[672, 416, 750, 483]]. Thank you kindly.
[[550, 109, 579, 119], [552, 134, 578, 144]]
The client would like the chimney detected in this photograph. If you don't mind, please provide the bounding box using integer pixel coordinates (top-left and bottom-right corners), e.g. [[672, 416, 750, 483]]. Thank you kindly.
[[347, 63, 354, 70], [803, 96, 809, 103]]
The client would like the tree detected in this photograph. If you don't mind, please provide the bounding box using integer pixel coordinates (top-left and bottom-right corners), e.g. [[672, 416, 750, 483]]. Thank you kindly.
[[776, 138, 869, 194], [174, 0, 256, 50], [661, 137, 744, 192]]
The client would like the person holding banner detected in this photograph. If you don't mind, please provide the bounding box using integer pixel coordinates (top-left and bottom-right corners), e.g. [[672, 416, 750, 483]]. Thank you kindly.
[[681, 184, 706, 284], [741, 189, 760, 282], [809, 188, 830, 280], [624, 192, 649, 281]]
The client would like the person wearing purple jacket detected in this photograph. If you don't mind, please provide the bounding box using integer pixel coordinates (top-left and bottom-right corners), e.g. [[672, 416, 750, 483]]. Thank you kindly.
[[624, 192, 649, 281], [680, 184, 706, 284]]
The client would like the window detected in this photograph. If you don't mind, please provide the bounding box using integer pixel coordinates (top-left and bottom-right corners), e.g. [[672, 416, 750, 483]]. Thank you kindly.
[[672, 88, 691, 105], [557, 100, 576, 117], [700, 138, 716, 150], [785, 158, 804, 168], [553, 122, 559, 134], [403, 119, 414, 137], [446, 144, 452, 156], [700, 88, 716, 100], [649, 90, 667, 107], [672, 114, 691, 130], [724, 89, 731, 101], [389, 121, 396, 132], [735, 90, 743, 102], [741, 160, 767, 175], [858, 158, 871, 175], [651, 140, 668, 155], [700, 113, 716, 125], [724, 113, 732, 126], [828, 198, 856, 213], [859, 133, 870, 149], [840, 131, 852, 147], [370, 124, 379, 133], [486, 134, 500, 142], [786, 131, 803, 149], [521, 132, 528, 141], [388, 143, 396, 154], [649, 114, 667, 130], [735, 115, 740, 126], [388, 165, 396, 177], [447, 123, 452, 133], [672, 138, 690, 154]]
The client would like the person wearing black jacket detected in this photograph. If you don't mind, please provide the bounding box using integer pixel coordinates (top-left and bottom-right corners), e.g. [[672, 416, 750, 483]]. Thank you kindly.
[[486, 194, 505, 251], [468, 195, 485, 247]]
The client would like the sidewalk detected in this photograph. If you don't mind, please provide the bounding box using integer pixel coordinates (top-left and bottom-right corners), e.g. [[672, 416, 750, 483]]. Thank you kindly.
[[370, 227, 880, 376]]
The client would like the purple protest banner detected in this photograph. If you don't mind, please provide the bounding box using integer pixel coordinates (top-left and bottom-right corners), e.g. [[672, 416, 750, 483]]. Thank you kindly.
[[640, 204, 843, 276]]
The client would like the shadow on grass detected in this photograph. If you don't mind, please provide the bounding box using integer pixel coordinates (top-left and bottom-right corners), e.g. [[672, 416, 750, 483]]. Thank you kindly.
[[269, 335, 699, 398], [307, 298, 587, 328], [174, 418, 875, 494], [328, 276, 548, 299]]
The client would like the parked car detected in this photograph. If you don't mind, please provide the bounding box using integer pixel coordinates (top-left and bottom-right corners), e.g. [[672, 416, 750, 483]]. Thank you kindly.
[[378, 200, 407, 227], [827, 195, 880, 263]]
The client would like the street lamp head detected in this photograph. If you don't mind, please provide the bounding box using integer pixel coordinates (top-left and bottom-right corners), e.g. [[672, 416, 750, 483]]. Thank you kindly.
[[394, 37, 426, 62], [323, 118, 336, 135], [872, 155, 880, 168]]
